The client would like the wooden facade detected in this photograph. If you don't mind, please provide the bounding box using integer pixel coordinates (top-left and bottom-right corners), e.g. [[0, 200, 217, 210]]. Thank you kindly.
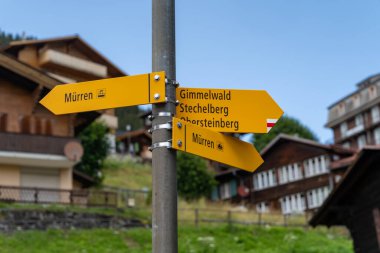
[[0, 35, 126, 192], [212, 134, 355, 214], [0, 52, 78, 191], [1, 36, 127, 153], [310, 147, 380, 253]]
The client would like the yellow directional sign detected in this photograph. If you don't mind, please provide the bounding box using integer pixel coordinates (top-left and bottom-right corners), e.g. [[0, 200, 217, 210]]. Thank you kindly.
[[40, 72, 166, 115], [176, 88, 283, 133], [172, 117, 263, 172]]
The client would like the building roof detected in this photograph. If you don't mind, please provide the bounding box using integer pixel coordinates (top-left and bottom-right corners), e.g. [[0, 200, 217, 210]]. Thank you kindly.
[[0, 52, 60, 89], [260, 134, 355, 157], [327, 73, 380, 110], [1, 35, 126, 77], [116, 128, 152, 141], [0, 52, 101, 134], [309, 146, 380, 227], [260, 134, 329, 156]]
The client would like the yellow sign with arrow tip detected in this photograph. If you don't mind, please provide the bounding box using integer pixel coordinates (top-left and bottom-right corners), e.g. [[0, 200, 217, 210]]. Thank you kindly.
[[172, 117, 263, 172], [176, 87, 283, 133], [40, 72, 166, 115]]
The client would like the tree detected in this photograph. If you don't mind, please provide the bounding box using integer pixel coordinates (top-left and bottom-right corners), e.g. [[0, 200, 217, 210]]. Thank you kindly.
[[0, 29, 35, 46], [115, 106, 145, 131], [75, 122, 110, 185], [177, 151, 216, 201], [252, 115, 318, 151]]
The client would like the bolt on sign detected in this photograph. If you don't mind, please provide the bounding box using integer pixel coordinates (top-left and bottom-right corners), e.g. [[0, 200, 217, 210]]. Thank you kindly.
[[40, 72, 166, 115], [176, 87, 283, 133], [172, 117, 264, 172]]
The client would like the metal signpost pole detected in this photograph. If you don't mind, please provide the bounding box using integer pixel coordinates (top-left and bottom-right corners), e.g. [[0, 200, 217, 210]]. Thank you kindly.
[[152, 0, 177, 253]]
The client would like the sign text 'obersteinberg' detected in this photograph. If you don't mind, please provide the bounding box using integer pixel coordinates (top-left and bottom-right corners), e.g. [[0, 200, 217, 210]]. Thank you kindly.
[[178, 89, 239, 131]]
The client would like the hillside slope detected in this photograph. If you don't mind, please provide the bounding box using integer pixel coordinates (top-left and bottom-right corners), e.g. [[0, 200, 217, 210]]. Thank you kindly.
[[102, 156, 152, 190]]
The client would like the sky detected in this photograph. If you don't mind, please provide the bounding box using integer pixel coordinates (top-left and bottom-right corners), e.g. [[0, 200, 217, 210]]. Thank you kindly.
[[2, 0, 380, 143]]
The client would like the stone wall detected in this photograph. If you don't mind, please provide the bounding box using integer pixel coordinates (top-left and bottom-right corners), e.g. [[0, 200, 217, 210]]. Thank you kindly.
[[0, 209, 145, 232]]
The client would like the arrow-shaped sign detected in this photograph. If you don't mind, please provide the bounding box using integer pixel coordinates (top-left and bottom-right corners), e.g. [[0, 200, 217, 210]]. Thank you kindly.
[[172, 117, 263, 172], [176, 88, 283, 133], [40, 72, 166, 115]]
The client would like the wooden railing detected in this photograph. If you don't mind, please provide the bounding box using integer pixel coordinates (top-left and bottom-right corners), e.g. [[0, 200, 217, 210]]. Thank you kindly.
[[0, 185, 117, 208]]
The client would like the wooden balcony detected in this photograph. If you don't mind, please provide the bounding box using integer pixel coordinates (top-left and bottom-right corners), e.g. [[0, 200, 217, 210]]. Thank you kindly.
[[0, 132, 80, 155]]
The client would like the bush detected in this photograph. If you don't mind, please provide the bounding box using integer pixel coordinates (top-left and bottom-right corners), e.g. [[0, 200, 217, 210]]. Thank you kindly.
[[75, 122, 110, 185], [177, 152, 216, 201]]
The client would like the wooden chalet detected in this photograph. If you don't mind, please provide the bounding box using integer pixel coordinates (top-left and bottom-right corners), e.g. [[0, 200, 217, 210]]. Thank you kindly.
[[310, 147, 380, 253], [0, 52, 82, 195], [1, 35, 127, 153], [0, 36, 127, 200], [212, 134, 355, 214]]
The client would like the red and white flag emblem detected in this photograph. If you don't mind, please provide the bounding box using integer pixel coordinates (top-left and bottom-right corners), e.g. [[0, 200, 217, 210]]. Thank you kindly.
[[266, 119, 278, 133]]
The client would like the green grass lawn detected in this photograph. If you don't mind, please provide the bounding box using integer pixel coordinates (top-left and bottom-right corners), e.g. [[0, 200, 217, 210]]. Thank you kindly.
[[102, 156, 152, 190], [0, 225, 352, 253]]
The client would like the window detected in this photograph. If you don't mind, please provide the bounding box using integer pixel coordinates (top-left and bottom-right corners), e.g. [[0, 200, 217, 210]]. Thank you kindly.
[[338, 103, 345, 116], [357, 135, 367, 149], [304, 156, 329, 178], [280, 193, 305, 214], [372, 106, 380, 124], [342, 142, 351, 148], [314, 157, 320, 174], [353, 95, 360, 108], [294, 164, 300, 179], [258, 174, 263, 189], [281, 167, 287, 183], [340, 122, 347, 137], [263, 173, 268, 188], [278, 163, 303, 184], [220, 182, 231, 200], [211, 187, 219, 201], [307, 187, 330, 209], [369, 85, 377, 100], [253, 176, 258, 190], [374, 127, 380, 145], [320, 156, 328, 173], [268, 170, 274, 186], [306, 159, 315, 177], [355, 114, 363, 127], [253, 169, 277, 190], [288, 165, 294, 181]]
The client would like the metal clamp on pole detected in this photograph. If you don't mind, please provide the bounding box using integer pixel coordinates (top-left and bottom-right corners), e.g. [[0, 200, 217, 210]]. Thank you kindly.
[[165, 97, 180, 105], [149, 112, 173, 120], [157, 112, 173, 117], [149, 141, 172, 151], [165, 78, 180, 87], [149, 122, 172, 133]]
